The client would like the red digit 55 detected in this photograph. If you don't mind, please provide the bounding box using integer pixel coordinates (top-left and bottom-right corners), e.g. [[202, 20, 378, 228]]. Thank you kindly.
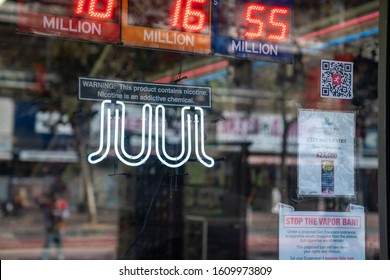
[[244, 3, 290, 42]]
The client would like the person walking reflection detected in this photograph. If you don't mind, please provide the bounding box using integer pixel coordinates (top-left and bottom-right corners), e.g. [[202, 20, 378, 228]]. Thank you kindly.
[[40, 191, 69, 260]]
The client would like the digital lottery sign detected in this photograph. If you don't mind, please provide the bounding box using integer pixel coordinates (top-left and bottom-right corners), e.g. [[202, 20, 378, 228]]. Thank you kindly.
[[17, 0, 121, 44], [212, 0, 294, 63], [122, 0, 212, 54], [17, 0, 294, 63]]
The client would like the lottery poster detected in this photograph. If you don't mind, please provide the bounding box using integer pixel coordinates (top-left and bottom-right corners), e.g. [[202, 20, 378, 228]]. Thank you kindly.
[[279, 204, 365, 260], [297, 109, 355, 197]]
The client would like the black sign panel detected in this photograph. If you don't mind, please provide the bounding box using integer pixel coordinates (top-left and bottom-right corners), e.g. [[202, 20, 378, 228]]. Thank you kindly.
[[78, 77, 211, 108]]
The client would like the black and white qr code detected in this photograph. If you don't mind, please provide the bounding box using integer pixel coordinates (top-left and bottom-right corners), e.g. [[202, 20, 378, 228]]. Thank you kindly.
[[320, 60, 353, 99]]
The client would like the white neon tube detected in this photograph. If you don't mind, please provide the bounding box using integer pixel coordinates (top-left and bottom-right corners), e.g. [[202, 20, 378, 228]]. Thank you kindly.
[[194, 107, 215, 168], [155, 105, 192, 168], [160, 105, 190, 161], [113, 103, 152, 166], [88, 100, 214, 168], [117, 101, 152, 160], [88, 100, 112, 164]]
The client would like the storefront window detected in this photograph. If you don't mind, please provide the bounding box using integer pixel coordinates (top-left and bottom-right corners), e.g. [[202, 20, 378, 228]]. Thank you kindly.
[[0, 0, 382, 260]]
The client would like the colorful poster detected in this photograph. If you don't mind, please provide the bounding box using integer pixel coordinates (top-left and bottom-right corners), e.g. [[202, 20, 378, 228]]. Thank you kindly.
[[298, 109, 355, 197], [279, 204, 365, 260]]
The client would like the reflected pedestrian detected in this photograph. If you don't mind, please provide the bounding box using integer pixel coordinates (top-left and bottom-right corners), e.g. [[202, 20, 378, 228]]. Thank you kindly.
[[40, 191, 69, 260]]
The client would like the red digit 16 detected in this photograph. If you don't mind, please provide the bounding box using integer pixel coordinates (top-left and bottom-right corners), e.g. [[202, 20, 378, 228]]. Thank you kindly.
[[244, 4, 289, 41], [171, 0, 208, 32], [75, 0, 115, 20]]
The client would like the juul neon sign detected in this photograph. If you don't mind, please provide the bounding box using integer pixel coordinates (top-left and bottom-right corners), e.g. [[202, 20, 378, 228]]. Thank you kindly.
[[79, 77, 214, 168], [89, 100, 214, 168]]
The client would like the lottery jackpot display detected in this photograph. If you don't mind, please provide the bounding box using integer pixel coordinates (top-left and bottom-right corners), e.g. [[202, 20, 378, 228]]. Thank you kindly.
[[17, 0, 294, 62]]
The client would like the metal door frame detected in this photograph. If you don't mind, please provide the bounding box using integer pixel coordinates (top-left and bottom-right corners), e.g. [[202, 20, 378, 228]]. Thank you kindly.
[[378, 0, 389, 260]]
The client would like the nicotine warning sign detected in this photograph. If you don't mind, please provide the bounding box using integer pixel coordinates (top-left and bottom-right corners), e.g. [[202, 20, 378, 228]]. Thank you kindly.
[[78, 77, 211, 108]]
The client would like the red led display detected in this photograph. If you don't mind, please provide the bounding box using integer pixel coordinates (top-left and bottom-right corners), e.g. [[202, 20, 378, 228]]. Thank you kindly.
[[216, 1, 292, 44], [18, 0, 293, 59], [171, 0, 208, 32], [125, 0, 210, 34], [122, 0, 211, 54], [243, 3, 290, 41], [75, 0, 116, 20], [17, 0, 120, 44], [212, 0, 293, 63]]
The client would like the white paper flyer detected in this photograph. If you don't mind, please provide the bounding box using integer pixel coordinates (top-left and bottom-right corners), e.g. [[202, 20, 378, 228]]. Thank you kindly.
[[298, 109, 355, 197], [279, 204, 365, 260]]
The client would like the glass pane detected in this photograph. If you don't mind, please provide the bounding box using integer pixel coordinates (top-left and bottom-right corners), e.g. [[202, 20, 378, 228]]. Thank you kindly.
[[0, 0, 380, 260]]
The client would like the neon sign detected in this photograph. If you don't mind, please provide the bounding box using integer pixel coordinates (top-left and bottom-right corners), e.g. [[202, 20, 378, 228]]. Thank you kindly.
[[88, 100, 214, 168], [79, 77, 214, 168]]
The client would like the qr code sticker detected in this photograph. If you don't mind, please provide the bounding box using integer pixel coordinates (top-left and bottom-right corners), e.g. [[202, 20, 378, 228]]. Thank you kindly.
[[320, 60, 353, 99]]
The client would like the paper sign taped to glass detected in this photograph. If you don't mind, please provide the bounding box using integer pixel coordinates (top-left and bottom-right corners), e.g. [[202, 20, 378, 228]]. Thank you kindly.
[[297, 109, 355, 197], [279, 203, 365, 260]]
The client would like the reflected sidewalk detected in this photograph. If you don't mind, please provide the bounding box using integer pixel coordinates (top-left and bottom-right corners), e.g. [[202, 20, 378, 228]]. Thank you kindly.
[[0, 210, 380, 260], [0, 209, 118, 260]]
